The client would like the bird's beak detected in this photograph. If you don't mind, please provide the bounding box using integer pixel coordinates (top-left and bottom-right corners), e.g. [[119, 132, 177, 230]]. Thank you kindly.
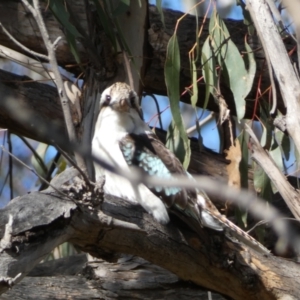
[[107, 98, 130, 113], [119, 98, 130, 112], [99, 98, 130, 113]]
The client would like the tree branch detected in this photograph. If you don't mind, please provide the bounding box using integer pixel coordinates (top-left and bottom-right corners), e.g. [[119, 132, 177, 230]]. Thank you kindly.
[[0, 168, 300, 299], [246, 124, 300, 221], [246, 0, 300, 154], [2, 255, 227, 300], [21, 0, 85, 170]]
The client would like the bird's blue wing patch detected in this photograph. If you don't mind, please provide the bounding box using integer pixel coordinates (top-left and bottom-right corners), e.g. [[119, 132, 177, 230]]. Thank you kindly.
[[119, 133, 197, 208], [120, 134, 181, 197]]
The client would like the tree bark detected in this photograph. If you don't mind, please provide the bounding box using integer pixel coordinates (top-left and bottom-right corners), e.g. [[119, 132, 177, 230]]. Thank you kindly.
[[0, 168, 299, 300], [1, 254, 226, 300]]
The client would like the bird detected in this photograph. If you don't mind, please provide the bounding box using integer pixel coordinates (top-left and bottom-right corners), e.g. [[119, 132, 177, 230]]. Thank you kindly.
[[92, 82, 269, 254]]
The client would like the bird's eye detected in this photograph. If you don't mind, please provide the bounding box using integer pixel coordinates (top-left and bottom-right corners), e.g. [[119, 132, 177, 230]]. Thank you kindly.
[[103, 94, 111, 106]]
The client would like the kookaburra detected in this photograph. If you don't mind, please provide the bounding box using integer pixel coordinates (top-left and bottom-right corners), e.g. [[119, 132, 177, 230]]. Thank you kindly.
[[92, 82, 269, 254]]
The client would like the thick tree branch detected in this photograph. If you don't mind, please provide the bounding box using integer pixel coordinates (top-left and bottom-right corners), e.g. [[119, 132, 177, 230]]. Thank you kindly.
[[0, 168, 299, 299], [246, 1, 300, 154], [2, 254, 226, 300], [247, 125, 300, 221], [0, 69, 68, 143]]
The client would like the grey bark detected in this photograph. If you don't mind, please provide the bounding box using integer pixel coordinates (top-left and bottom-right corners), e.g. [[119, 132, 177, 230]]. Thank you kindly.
[[0, 168, 299, 299], [2, 254, 226, 300]]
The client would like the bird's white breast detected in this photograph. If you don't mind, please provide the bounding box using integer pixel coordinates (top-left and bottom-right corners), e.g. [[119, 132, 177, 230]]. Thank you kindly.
[[92, 107, 146, 202]]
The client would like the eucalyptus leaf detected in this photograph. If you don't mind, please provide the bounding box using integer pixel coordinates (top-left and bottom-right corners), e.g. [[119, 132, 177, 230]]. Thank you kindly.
[[236, 130, 249, 228], [49, 0, 82, 63], [269, 134, 284, 194], [259, 103, 273, 150], [91, 0, 117, 51], [190, 60, 198, 107], [209, 10, 256, 121], [156, 0, 165, 28], [166, 120, 186, 164], [201, 36, 217, 111], [165, 34, 190, 168], [112, 0, 130, 17], [253, 162, 272, 202], [49, 0, 82, 38], [236, 0, 255, 35], [238, 129, 249, 189], [274, 128, 290, 161]]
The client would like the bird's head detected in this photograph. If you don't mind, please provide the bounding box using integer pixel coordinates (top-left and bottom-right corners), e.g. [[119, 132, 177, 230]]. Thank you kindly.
[[99, 82, 143, 119]]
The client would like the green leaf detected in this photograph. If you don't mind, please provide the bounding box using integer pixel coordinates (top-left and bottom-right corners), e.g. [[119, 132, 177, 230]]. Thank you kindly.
[[238, 128, 249, 189], [91, 0, 117, 51], [274, 127, 290, 161], [244, 40, 256, 90], [259, 103, 273, 149], [156, 0, 165, 28], [236, 0, 255, 35], [269, 131, 285, 194], [269, 138, 284, 194], [49, 0, 82, 63], [209, 10, 256, 121], [165, 34, 190, 168], [190, 60, 198, 107], [112, 0, 130, 17], [201, 36, 217, 110], [31, 143, 48, 178], [65, 31, 81, 64], [49, 0, 82, 38], [236, 130, 250, 228], [253, 162, 272, 202], [166, 120, 187, 164]]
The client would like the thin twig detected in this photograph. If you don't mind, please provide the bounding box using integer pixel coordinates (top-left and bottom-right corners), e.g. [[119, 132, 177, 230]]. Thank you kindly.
[[0, 22, 49, 61], [21, 0, 85, 171], [39, 150, 61, 191], [18, 136, 48, 175], [0, 172, 9, 198], [142, 92, 163, 129], [247, 217, 300, 234], [54, 143, 91, 186], [186, 112, 215, 135], [52, 36, 62, 50]]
